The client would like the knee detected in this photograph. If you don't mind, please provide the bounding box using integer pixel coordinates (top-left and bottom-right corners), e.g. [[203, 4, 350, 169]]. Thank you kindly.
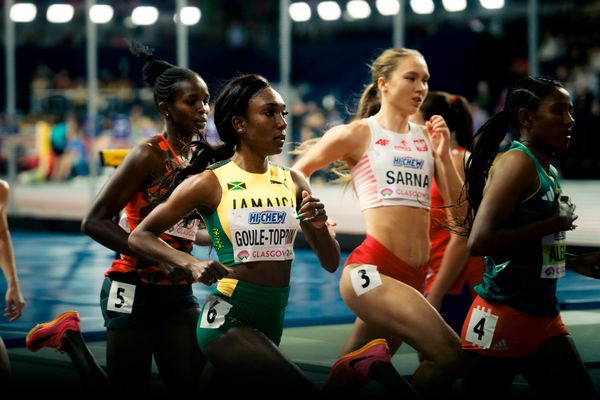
[[431, 335, 464, 377], [443, 339, 464, 377]]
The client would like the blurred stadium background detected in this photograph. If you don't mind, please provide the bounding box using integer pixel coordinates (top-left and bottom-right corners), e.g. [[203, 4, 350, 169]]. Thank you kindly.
[[1, 0, 600, 197], [1, 1, 600, 394]]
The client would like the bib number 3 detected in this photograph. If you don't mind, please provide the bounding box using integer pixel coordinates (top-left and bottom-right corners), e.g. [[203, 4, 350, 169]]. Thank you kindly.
[[465, 305, 498, 349], [350, 264, 382, 296]]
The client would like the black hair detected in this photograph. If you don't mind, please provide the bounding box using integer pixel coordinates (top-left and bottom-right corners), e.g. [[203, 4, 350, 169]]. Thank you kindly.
[[127, 40, 230, 216], [128, 39, 200, 110], [213, 73, 271, 157], [420, 91, 473, 150], [462, 76, 564, 232]]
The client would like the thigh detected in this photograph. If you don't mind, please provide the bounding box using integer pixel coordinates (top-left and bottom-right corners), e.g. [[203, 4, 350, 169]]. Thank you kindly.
[[460, 351, 518, 399], [154, 308, 206, 392], [106, 328, 153, 393], [521, 334, 597, 398], [204, 327, 316, 394], [340, 317, 404, 355], [339, 265, 460, 363]]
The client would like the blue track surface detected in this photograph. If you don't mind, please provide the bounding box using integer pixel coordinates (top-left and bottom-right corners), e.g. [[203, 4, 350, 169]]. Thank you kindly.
[[2, 231, 600, 347]]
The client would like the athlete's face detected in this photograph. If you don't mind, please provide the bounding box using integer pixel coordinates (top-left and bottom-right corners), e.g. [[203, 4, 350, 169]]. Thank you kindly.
[[241, 87, 288, 156], [378, 55, 429, 117], [527, 87, 574, 154], [163, 76, 210, 140]]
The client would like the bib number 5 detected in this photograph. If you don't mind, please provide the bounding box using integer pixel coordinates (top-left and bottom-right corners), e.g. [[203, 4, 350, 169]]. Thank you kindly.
[[107, 281, 136, 314]]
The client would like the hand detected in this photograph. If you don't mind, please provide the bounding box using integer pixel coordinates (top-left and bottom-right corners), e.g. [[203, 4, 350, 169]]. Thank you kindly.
[[4, 285, 25, 322], [188, 259, 235, 286], [426, 115, 451, 159], [573, 252, 600, 279], [158, 263, 194, 283], [297, 190, 328, 229], [556, 195, 578, 231]]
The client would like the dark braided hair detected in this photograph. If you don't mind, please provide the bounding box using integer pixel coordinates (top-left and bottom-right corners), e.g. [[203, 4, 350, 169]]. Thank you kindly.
[[128, 40, 199, 110], [463, 76, 564, 233], [128, 40, 231, 219]]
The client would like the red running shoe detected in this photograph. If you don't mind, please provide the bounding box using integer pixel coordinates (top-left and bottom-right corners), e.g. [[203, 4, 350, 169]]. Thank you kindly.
[[26, 310, 80, 352], [324, 338, 392, 390]]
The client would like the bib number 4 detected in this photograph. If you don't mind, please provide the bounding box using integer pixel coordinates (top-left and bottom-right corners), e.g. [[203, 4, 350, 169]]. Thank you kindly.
[[465, 305, 498, 349]]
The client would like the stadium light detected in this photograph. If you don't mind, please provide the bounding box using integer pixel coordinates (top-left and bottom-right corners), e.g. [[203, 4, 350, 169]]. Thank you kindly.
[[347, 0, 371, 19], [47, 4, 75, 23], [480, 0, 505, 10], [9, 3, 37, 23], [375, 0, 400, 16], [317, 1, 342, 21], [89, 4, 114, 24], [289, 2, 311, 22], [175, 6, 201, 25], [442, 0, 467, 12], [410, 0, 434, 15], [131, 6, 159, 26]]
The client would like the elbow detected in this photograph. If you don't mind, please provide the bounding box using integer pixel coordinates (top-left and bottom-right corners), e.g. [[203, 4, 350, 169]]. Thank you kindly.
[[467, 235, 486, 256], [321, 249, 341, 273], [323, 260, 340, 273], [80, 215, 97, 236], [127, 231, 141, 253]]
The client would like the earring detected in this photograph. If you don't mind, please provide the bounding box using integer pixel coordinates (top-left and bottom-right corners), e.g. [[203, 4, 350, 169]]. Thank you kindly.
[[165, 113, 169, 118]]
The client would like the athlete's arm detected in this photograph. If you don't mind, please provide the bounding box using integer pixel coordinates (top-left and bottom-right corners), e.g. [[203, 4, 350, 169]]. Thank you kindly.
[[426, 234, 471, 310], [81, 141, 164, 258], [468, 150, 569, 256], [428, 115, 466, 222], [292, 122, 368, 178], [291, 169, 340, 272], [0, 180, 25, 321], [128, 171, 234, 284], [566, 252, 600, 279]]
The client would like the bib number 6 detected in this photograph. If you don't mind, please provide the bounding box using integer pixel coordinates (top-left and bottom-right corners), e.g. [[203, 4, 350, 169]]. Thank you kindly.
[[200, 295, 233, 329]]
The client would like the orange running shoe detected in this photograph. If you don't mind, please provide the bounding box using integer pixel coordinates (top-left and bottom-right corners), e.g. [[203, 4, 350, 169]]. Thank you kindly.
[[324, 338, 392, 390], [26, 310, 81, 352]]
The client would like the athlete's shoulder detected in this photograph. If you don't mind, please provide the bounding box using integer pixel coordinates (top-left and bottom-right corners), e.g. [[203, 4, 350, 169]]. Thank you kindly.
[[321, 119, 370, 148], [207, 158, 232, 171]]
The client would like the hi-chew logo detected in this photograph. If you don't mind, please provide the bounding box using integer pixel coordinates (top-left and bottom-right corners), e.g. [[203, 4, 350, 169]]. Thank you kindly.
[[393, 156, 424, 169], [248, 210, 287, 224]]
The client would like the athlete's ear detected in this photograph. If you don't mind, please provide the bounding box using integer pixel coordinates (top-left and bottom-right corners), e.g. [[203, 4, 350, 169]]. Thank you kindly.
[[231, 116, 246, 134], [376, 76, 387, 92], [517, 108, 533, 129], [158, 102, 170, 118]]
